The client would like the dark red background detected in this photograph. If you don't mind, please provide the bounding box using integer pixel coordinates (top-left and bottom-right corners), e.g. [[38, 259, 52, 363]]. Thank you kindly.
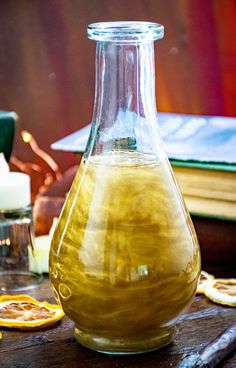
[[0, 0, 235, 171]]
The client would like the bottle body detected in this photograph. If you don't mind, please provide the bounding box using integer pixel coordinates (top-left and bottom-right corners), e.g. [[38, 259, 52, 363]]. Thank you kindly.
[[49, 21, 200, 354], [50, 153, 200, 353]]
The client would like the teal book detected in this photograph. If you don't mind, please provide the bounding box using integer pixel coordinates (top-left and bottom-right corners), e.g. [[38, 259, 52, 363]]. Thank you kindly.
[[51, 113, 236, 219], [0, 111, 17, 162], [51, 112, 236, 168]]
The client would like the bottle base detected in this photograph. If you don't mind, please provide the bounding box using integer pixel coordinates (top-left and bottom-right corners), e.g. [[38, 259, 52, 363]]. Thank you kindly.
[[74, 326, 175, 355]]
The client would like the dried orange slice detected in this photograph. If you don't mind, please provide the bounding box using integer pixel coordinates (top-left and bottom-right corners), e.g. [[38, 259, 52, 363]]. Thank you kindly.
[[204, 278, 236, 307], [0, 295, 64, 330], [196, 270, 215, 294]]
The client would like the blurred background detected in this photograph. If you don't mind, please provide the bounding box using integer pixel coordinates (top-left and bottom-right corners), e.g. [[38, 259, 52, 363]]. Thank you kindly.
[[0, 0, 236, 171]]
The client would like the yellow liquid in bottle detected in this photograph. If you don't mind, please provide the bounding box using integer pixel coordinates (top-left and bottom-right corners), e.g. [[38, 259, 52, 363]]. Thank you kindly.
[[49, 152, 200, 353]]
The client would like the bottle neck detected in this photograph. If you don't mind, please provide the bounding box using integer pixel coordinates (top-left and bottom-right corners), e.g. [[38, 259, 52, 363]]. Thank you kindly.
[[92, 41, 157, 127], [85, 40, 163, 158]]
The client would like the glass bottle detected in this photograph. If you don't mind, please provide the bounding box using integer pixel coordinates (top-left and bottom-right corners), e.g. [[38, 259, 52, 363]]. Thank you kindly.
[[49, 21, 201, 355]]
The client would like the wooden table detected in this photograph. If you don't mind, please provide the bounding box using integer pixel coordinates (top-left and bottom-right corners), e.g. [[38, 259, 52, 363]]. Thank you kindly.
[[1, 271, 235, 368]]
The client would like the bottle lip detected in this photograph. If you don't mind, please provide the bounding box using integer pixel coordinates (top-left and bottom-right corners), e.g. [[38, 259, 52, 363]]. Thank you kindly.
[[87, 21, 164, 43]]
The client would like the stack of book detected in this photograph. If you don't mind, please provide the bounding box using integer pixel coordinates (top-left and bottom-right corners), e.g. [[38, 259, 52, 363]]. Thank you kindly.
[[51, 113, 236, 221]]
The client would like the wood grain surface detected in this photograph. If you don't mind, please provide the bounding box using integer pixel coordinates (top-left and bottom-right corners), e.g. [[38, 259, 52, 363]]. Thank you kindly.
[[0, 274, 235, 368]]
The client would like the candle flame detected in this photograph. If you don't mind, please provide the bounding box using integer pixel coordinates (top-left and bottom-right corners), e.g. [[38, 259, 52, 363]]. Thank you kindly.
[[21, 130, 33, 143], [0, 238, 11, 246]]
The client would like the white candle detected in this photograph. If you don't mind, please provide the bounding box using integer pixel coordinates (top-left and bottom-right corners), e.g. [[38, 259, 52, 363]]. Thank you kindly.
[[0, 153, 31, 210]]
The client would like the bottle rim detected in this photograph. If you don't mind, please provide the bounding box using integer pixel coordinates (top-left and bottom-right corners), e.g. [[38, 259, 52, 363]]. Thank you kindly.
[[87, 21, 164, 43]]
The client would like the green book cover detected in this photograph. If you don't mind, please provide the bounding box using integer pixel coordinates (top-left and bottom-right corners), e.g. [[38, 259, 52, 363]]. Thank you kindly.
[[0, 111, 17, 161], [170, 159, 236, 172]]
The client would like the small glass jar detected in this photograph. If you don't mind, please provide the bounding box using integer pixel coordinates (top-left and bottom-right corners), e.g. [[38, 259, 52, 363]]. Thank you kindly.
[[0, 205, 43, 292]]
